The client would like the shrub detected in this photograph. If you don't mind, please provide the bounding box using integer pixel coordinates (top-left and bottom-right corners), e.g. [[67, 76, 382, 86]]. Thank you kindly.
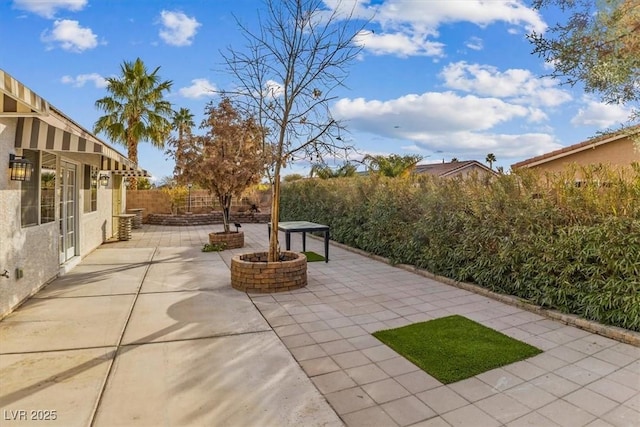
[[161, 185, 189, 215], [202, 242, 226, 252], [281, 165, 640, 331]]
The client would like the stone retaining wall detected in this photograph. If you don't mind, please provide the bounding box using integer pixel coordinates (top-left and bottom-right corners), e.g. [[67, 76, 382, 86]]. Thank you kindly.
[[146, 212, 271, 226], [127, 189, 272, 218]]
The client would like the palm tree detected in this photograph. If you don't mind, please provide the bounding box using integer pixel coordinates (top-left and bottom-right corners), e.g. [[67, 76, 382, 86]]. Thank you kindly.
[[485, 153, 497, 170], [336, 162, 358, 178], [94, 58, 173, 187], [309, 163, 333, 179], [310, 162, 357, 179], [173, 107, 195, 142], [169, 107, 195, 183], [364, 154, 423, 178]]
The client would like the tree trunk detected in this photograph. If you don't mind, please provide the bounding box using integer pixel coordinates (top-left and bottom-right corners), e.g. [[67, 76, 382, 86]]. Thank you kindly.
[[220, 194, 231, 233], [127, 132, 139, 190], [268, 166, 281, 262]]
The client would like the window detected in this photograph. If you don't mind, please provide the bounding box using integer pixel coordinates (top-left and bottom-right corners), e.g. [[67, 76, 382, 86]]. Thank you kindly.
[[20, 150, 40, 227], [20, 150, 58, 227], [83, 164, 97, 212], [41, 152, 56, 223]]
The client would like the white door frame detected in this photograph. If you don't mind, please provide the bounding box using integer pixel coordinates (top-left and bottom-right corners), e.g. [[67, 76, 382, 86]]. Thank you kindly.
[[59, 160, 78, 264]]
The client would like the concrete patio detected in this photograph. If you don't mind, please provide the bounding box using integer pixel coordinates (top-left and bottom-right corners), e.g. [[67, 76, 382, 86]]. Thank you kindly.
[[0, 224, 638, 427]]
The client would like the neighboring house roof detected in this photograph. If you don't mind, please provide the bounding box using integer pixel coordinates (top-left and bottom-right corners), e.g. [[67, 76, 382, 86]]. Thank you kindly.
[[511, 126, 640, 170], [414, 160, 497, 177]]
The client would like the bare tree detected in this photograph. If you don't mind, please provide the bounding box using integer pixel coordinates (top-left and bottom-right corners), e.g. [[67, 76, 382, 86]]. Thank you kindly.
[[223, 0, 368, 261]]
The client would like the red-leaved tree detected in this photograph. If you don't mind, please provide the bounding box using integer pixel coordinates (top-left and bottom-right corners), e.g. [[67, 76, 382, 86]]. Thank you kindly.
[[183, 97, 268, 233]]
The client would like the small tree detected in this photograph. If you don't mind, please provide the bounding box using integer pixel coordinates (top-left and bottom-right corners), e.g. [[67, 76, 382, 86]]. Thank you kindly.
[[183, 97, 266, 233], [136, 177, 153, 189], [224, 0, 366, 261], [310, 162, 358, 179], [162, 185, 189, 215], [364, 154, 423, 178]]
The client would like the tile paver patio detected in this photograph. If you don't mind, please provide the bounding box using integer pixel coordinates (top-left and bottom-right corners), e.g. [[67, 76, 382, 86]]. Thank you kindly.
[[0, 223, 639, 426], [242, 225, 639, 427]]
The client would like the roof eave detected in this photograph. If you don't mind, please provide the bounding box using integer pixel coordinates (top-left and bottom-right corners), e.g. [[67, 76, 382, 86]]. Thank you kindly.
[[512, 128, 639, 169]]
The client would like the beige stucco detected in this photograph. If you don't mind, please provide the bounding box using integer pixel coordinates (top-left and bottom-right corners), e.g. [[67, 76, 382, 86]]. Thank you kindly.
[[1, 118, 59, 317], [0, 117, 121, 318], [447, 163, 495, 179], [517, 136, 639, 179]]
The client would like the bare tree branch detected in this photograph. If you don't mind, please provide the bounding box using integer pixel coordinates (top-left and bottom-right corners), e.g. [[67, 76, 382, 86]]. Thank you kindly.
[[222, 0, 369, 261]]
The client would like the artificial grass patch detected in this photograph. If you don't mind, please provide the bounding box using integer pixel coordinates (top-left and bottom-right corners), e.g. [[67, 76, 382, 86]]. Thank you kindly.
[[373, 315, 542, 384], [302, 251, 325, 262]]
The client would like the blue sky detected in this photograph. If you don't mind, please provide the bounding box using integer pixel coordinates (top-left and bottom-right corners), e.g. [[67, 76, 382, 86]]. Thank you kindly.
[[1, 0, 634, 180]]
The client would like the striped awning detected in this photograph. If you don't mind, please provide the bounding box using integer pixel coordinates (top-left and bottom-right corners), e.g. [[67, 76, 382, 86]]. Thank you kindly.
[[0, 70, 50, 116], [15, 116, 139, 172], [114, 170, 150, 177], [102, 157, 150, 177], [3, 68, 147, 176]]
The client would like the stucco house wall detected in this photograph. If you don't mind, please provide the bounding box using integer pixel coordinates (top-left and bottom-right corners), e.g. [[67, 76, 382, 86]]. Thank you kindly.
[[1, 117, 59, 317], [512, 131, 640, 179], [414, 160, 497, 179], [452, 163, 494, 179], [0, 70, 145, 318], [59, 151, 118, 259]]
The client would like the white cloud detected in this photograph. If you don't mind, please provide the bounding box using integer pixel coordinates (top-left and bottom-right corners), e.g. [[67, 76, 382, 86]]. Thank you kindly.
[[61, 73, 107, 88], [333, 91, 530, 136], [178, 78, 216, 99], [408, 131, 563, 161], [159, 10, 201, 46], [372, 0, 546, 33], [332, 88, 568, 160], [542, 58, 561, 71], [440, 61, 572, 107], [13, 0, 86, 18], [526, 107, 549, 123], [570, 98, 632, 128], [352, 0, 546, 57], [400, 144, 423, 152], [354, 30, 445, 57], [40, 19, 98, 52], [356, 129, 562, 162], [465, 36, 483, 51], [265, 80, 284, 98]]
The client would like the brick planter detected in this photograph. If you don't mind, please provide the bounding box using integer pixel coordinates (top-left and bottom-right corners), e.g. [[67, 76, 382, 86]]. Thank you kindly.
[[231, 251, 307, 293], [209, 231, 244, 250]]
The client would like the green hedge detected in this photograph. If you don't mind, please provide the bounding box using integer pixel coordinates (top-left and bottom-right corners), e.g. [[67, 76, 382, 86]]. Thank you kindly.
[[280, 165, 640, 331]]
